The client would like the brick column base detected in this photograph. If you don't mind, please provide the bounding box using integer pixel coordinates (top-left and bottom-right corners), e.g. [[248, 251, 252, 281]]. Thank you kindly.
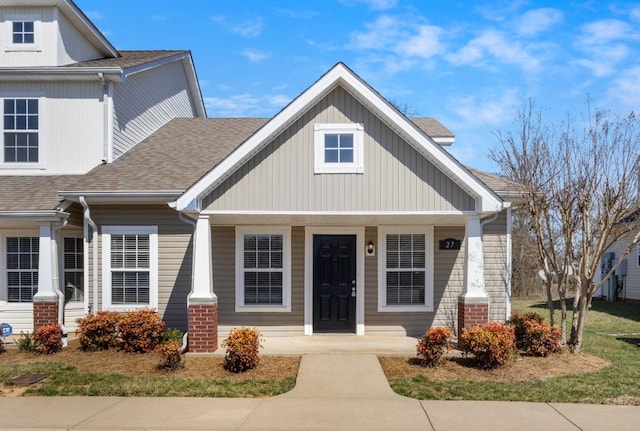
[[188, 302, 218, 353], [33, 301, 59, 328], [457, 297, 489, 333]]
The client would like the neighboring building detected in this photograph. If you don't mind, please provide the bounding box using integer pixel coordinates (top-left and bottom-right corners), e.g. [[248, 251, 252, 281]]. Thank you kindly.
[[599, 230, 640, 302], [1, 1, 522, 353], [0, 0, 204, 332]]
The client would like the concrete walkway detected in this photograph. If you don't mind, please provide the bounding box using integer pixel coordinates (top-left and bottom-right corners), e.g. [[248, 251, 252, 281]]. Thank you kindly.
[[0, 353, 639, 430]]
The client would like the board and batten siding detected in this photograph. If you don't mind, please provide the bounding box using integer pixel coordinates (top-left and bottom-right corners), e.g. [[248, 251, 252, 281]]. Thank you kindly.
[[56, 8, 103, 65], [203, 86, 475, 213], [112, 60, 197, 159], [0, 82, 105, 175], [214, 226, 305, 337], [86, 205, 193, 331]]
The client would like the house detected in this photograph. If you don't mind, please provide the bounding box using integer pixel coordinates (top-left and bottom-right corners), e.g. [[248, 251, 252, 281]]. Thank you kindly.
[[599, 231, 640, 302], [1, 1, 522, 354], [0, 0, 204, 332]]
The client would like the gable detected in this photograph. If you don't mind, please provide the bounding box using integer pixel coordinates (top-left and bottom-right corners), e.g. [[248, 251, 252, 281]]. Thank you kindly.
[[202, 86, 475, 213]]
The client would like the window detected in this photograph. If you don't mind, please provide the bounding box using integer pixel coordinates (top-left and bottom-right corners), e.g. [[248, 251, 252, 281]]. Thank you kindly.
[[378, 226, 433, 312], [314, 123, 364, 173], [3, 98, 39, 163], [235, 227, 291, 312], [102, 226, 158, 310], [6, 237, 39, 303], [12, 21, 34, 44], [63, 237, 84, 303]]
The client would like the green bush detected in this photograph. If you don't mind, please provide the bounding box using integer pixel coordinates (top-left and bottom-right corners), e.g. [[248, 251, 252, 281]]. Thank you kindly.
[[117, 308, 165, 353], [417, 327, 453, 367], [222, 327, 262, 373], [154, 340, 184, 371], [459, 322, 516, 369], [17, 331, 38, 353], [76, 311, 120, 351], [162, 328, 184, 345], [33, 324, 62, 354]]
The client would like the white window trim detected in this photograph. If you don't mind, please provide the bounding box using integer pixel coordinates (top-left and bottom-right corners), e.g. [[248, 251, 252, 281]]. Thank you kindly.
[[235, 226, 291, 312], [101, 226, 158, 312], [61, 234, 84, 304], [314, 123, 364, 174], [4, 14, 42, 52], [1, 94, 45, 169], [378, 226, 434, 312], [0, 230, 39, 307]]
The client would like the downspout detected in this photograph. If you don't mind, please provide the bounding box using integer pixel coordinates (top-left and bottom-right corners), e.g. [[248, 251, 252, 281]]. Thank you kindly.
[[79, 197, 99, 315], [177, 211, 197, 352], [51, 219, 68, 347]]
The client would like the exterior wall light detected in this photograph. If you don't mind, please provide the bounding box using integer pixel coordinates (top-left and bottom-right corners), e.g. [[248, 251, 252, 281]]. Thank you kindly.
[[366, 240, 375, 256]]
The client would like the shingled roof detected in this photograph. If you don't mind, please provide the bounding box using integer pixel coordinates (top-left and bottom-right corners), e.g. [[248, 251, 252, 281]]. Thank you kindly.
[[67, 50, 189, 69], [0, 175, 76, 211]]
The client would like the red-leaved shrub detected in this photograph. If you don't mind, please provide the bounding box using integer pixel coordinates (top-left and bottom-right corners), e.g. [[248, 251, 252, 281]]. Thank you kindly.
[[417, 327, 454, 367], [117, 308, 165, 353], [222, 327, 262, 373], [76, 311, 120, 351], [459, 322, 516, 369], [154, 341, 183, 370], [508, 311, 544, 349], [520, 320, 562, 357], [33, 324, 62, 354]]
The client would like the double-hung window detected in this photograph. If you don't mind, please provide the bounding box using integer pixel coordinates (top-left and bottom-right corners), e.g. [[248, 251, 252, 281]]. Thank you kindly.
[[63, 237, 84, 303], [6, 237, 39, 303], [235, 227, 291, 312], [102, 226, 158, 311], [314, 123, 364, 173], [378, 226, 433, 312], [3, 98, 39, 164]]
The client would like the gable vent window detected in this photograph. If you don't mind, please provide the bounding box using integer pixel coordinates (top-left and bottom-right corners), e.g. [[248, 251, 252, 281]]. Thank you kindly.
[[12, 21, 34, 44], [314, 123, 364, 174]]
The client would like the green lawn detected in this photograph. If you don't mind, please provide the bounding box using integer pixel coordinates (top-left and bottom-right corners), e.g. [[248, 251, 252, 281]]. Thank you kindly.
[[390, 299, 640, 404]]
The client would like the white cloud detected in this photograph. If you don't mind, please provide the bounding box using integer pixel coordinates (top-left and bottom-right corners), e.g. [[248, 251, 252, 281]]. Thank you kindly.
[[447, 30, 540, 71], [269, 94, 291, 106], [84, 10, 103, 21], [395, 25, 444, 58], [574, 44, 629, 77], [515, 8, 563, 37], [232, 17, 265, 38], [204, 92, 290, 116], [574, 19, 637, 77], [242, 49, 270, 63], [449, 88, 520, 127], [631, 7, 640, 22], [349, 15, 401, 50], [608, 66, 640, 111], [579, 19, 634, 45], [339, 0, 398, 11]]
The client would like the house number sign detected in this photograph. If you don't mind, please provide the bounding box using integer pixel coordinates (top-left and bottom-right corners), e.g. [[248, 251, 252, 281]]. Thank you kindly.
[[439, 238, 461, 250]]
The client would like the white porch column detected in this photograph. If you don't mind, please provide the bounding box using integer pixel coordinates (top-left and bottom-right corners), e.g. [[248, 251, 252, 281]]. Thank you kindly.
[[189, 215, 216, 302], [458, 215, 490, 333], [34, 223, 56, 302], [187, 214, 218, 353], [462, 215, 488, 299]]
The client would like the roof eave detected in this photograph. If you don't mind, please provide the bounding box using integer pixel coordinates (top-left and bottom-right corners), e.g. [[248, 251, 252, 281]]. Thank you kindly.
[[0, 210, 68, 221], [61, 190, 184, 204], [0, 67, 124, 82]]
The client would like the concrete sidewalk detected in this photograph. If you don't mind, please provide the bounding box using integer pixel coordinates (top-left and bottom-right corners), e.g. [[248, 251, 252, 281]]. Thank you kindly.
[[0, 354, 638, 430]]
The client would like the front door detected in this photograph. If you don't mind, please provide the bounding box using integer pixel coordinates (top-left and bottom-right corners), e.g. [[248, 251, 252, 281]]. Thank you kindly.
[[313, 235, 356, 332]]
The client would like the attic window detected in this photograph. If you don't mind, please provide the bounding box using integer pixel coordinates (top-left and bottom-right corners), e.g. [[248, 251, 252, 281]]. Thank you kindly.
[[13, 21, 34, 44], [314, 123, 364, 174]]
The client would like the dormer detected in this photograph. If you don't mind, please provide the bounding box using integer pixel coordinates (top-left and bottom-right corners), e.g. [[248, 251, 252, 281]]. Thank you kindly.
[[0, 0, 118, 67]]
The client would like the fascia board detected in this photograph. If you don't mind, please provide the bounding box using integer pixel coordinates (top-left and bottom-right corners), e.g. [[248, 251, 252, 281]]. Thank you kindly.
[[0, 67, 123, 82], [61, 0, 118, 57], [60, 191, 183, 204], [0, 210, 68, 221]]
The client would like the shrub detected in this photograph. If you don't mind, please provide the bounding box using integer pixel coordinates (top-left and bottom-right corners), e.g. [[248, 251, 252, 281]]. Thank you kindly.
[[76, 311, 120, 351], [17, 331, 38, 353], [33, 324, 62, 354], [520, 320, 562, 357], [417, 327, 454, 367], [162, 328, 184, 345], [154, 341, 184, 371], [459, 322, 516, 369], [118, 308, 165, 353], [222, 327, 262, 373], [508, 311, 544, 349]]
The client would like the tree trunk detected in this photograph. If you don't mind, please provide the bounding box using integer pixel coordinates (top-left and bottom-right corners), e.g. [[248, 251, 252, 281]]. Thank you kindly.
[[569, 288, 590, 353], [558, 287, 568, 345], [545, 280, 555, 327]]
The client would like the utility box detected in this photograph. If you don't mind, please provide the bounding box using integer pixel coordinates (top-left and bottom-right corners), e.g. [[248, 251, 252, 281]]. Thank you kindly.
[[616, 259, 627, 276]]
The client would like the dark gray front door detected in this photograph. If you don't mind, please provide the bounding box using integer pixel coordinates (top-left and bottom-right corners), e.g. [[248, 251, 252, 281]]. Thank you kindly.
[[313, 235, 356, 332]]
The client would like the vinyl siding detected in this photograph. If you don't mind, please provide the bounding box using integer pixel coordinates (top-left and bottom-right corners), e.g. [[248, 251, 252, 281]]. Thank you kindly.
[[203, 86, 475, 213], [214, 226, 305, 336], [112, 60, 197, 159], [607, 231, 640, 301], [1, 7, 54, 67], [56, 9, 103, 65], [483, 212, 509, 322], [0, 82, 104, 175], [86, 205, 193, 331]]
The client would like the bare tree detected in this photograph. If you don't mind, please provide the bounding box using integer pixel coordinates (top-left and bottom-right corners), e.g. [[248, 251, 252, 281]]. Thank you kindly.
[[491, 100, 640, 353]]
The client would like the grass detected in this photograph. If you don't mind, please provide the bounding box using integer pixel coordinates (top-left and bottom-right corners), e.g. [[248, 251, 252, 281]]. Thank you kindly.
[[388, 299, 640, 404]]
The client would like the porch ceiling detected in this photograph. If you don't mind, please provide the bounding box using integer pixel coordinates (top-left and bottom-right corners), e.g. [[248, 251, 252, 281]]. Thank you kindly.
[[205, 212, 472, 226]]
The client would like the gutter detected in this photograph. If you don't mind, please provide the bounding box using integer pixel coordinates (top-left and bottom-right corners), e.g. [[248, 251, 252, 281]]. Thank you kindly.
[[51, 219, 69, 347], [79, 197, 99, 315], [62, 191, 183, 204], [0, 67, 124, 82], [176, 210, 198, 353]]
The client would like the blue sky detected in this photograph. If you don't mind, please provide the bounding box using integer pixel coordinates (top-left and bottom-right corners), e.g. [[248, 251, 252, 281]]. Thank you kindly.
[[75, 0, 640, 172]]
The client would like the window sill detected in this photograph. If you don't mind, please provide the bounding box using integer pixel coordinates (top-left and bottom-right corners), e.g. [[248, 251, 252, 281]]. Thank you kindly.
[[0, 164, 45, 170], [377, 304, 433, 313], [105, 304, 156, 312], [314, 166, 364, 174], [235, 305, 290, 313], [5, 44, 41, 52]]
